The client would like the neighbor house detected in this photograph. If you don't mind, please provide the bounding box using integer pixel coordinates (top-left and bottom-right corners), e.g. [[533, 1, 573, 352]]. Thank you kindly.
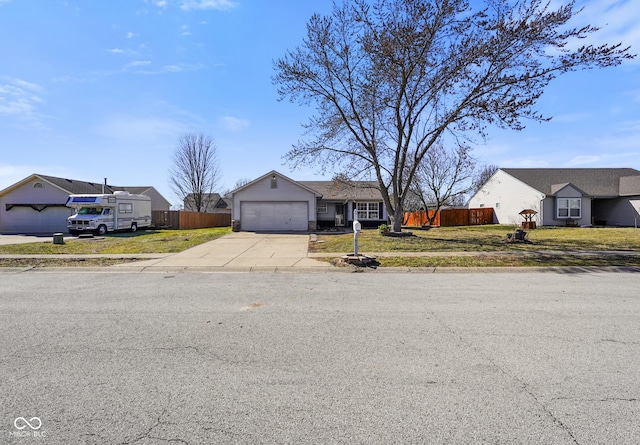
[[230, 170, 388, 232], [183, 193, 232, 214], [0, 174, 171, 234], [468, 168, 640, 227]]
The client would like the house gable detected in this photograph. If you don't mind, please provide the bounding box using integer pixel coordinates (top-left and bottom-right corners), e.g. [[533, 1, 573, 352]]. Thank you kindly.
[[231, 171, 321, 231], [550, 183, 587, 197]]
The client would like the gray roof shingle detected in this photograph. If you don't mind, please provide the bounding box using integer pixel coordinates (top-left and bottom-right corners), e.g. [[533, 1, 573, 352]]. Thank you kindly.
[[39, 174, 114, 194], [299, 180, 383, 200]]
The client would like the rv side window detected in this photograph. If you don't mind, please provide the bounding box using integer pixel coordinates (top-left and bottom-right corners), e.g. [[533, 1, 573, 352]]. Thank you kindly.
[[118, 203, 133, 213]]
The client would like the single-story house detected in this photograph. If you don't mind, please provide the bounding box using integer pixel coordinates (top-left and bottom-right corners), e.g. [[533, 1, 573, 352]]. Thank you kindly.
[[468, 168, 640, 227], [231, 170, 388, 232], [183, 193, 232, 214], [0, 174, 171, 234]]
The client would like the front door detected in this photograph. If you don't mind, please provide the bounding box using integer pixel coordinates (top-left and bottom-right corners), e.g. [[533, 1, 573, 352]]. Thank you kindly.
[[335, 203, 345, 226]]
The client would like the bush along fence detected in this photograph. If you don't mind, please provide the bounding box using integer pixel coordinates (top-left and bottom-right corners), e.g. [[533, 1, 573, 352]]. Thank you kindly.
[[152, 211, 231, 229], [404, 208, 494, 227]]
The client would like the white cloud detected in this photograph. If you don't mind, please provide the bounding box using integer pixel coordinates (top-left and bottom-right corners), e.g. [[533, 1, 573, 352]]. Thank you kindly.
[[148, 0, 168, 8], [218, 116, 250, 132], [92, 116, 190, 144], [552, 112, 593, 123], [567, 155, 601, 166], [570, 0, 640, 63], [126, 32, 139, 39], [127, 60, 152, 67], [500, 158, 550, 168], [106, 48, 125, 54], [162, 65, 182, 72], [180, 0, 237, 11], [0, 78, 45, 120]]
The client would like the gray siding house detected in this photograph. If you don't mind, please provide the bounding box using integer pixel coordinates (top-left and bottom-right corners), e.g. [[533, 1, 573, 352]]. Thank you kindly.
[[469, 168, 640, 227], [231, 170, 388, 232]]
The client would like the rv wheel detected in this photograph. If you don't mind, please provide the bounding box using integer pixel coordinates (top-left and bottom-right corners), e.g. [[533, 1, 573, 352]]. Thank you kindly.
[[97, 225, 107, 236], [130, 223, 138, 233]]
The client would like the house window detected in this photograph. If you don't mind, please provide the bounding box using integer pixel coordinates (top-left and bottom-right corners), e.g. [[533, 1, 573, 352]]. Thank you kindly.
[[270, 176, 278, 189], [355, 202, 380, 220], [317, 202, 327, 213], [33, 182, 43, 189], [557, 198, 581, 219]]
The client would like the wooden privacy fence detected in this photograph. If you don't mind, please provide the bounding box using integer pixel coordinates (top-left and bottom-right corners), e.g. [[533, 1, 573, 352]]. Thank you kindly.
[[152, 211, 231, 229], [404, 208, 494, 227]]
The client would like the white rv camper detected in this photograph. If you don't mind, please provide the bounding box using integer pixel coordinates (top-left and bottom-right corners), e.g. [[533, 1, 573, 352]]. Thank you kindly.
[[66, 192, 152, 235]]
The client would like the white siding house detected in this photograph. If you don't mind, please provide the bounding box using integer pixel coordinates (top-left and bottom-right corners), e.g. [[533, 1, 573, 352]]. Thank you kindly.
[[469, 168, 640, 227], [469, 169, 545, 225]]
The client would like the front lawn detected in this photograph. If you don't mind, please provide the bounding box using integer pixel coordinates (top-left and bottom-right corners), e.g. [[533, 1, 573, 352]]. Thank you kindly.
[[310, 225, 640, 253], [0, 227, 232, 255]]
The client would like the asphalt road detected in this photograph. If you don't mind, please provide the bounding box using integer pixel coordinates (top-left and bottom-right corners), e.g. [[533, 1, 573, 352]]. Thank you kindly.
[[1, 271, 639, 444]]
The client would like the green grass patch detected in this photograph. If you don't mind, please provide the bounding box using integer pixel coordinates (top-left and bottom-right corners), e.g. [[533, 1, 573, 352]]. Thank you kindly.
[[0, 258, 141, 268], [0, 227, 232, 255], [310, 225, 640, 253], [377, 253, 640, 268]]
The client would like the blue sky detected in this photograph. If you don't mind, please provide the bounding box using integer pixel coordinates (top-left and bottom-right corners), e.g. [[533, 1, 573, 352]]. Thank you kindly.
[[1, 0, 638, 207]]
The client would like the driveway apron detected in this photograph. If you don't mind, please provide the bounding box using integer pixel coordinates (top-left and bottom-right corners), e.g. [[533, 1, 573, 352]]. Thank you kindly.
[[131, 232, 332, 271]]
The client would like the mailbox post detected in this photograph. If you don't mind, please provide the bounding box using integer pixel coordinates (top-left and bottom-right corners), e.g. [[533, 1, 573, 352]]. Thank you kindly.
[[353, 218, 361, 256]]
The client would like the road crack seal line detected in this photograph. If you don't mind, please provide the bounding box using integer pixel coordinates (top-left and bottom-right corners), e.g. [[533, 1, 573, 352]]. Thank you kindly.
[[120, 394, 190, 445], [428, 310, 581, 445]]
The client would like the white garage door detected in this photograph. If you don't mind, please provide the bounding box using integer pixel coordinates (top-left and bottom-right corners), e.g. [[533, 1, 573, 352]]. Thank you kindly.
[[0, 207, 71, 234], [241, 202, 308, 231]]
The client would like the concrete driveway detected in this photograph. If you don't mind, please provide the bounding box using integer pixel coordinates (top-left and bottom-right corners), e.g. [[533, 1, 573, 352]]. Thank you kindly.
[[127, 232, 333, 272], [0, 234, 77, 245]]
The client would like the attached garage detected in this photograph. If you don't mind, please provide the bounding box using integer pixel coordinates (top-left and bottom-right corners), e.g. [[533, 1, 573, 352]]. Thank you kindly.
[[0, 176, 75, 234], [240, 202, 308, 232], [1, 206, 71, 234], [232, 171, 321, 232]]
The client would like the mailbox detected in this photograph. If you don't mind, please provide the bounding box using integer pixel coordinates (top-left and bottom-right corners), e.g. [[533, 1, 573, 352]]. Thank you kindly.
[[353, 220, 361, 233]]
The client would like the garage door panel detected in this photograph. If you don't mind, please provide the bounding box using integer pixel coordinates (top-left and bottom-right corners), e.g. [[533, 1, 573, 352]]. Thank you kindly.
[[241, 202, 308, 231], [0, 207, 71, 234]]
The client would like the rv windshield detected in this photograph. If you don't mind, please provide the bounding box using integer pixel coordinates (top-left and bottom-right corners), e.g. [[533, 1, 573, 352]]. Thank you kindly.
[[78, 207, 103, 215]]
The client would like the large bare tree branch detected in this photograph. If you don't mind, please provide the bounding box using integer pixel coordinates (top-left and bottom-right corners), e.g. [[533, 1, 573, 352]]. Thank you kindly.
[[273, 0, 634, 231]]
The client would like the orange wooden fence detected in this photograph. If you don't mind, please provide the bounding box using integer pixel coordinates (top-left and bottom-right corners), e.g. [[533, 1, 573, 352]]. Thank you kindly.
[[152, 211, 231, 229], [404, 208, 494, 227]]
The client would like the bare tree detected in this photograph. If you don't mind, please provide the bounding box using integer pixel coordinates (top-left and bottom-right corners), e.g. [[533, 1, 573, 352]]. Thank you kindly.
[[222, 177, 252, 198], [472, 164, 499, 195], [273, 0, 633, 232], [169, 133, 222, 212], [410, 144, 475, 225]]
